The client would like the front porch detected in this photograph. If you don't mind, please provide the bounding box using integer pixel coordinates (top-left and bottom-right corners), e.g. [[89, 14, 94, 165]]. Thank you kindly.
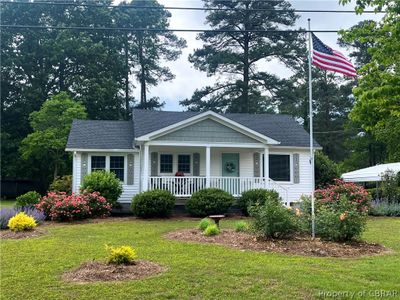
[[141, 144, 289, 203], [148, 176, 288, 201]]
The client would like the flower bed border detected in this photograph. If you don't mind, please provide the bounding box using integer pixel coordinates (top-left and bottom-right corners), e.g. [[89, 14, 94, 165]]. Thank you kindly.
[[165, 229, 391, 258]]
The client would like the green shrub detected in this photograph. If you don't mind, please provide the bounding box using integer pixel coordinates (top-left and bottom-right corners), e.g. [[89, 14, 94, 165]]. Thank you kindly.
[[380, 170, 400, 203], [369, 201, 400, 217], [315, 179, 370, 212], [81, 171, 123, 206], [186, 188, 234, 217], [249, 201, 298, 239], [204, 224, 220, 236], [235, 220, 249, 232], [300, 195, 368, 242], [366, 188, 382, 201], [106, 245, 137, 265], [198, 218, 213, 230], [315, 196, 367, 242], [315, 151, 339, 188], [49, 175, 72, 193], [16, 191, 41, 208], [238, 189, 280, 215], [131, 190, 175, 218]]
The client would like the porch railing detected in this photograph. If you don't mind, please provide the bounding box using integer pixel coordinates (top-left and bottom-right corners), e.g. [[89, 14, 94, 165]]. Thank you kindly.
[[148, 176, 288, 202]]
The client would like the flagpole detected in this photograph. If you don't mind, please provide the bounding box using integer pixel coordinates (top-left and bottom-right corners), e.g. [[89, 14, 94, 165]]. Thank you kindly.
[[307, 18, 316, 239]]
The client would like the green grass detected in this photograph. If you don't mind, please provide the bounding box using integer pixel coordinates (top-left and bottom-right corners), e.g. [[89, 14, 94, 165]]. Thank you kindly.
[[0, 200, 16, 208], [1, 217, 399, 300]]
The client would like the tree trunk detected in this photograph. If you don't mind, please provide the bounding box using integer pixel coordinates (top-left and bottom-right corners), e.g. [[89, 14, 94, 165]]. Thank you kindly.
[[138, 36, 147, 107], [59, 61, 65, 91], [53, 161, 58, 180], [124, 35, 130, 120]]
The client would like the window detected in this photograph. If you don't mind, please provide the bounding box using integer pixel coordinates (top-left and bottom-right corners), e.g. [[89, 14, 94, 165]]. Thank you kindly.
[[178, 154, 191, 173], [269, 154, 291, 181], [91, 156, 105, 172], [110, 156, 124, 181], [160, 154, 173, 173]]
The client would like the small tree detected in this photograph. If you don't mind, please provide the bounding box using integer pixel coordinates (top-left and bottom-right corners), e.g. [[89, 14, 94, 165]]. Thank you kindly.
[[20, 92, 87, 179], [315, 151, 340, 188], [380, 170, 400, 203]]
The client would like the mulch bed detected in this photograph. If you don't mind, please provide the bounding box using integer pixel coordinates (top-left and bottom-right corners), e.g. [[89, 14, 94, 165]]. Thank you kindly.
[[0, 228, 48, 240], [62, 260, 165, 283], [165, 229, 391, 258]]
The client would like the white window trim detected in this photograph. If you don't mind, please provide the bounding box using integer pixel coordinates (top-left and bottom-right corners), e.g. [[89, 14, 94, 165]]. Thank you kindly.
[[177, 153, 192, 175], [158, 153, 193, 176], [263, 152, 293, 184], [159, 153, 174, 175], [88, 154, 128, 185]]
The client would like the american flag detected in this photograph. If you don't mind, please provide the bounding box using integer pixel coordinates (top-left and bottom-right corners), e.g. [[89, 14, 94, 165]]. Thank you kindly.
[[311, 33, 357, 77]]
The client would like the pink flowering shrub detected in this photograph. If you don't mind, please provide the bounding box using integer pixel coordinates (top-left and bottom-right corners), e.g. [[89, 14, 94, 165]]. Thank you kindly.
[[81, 190, 112, 217], [36, 192, 67, 218], [36, 191, 112, 221], [48, 194, 90, 221], [300, 180, 370, 241], [315, 179, 370, 212]]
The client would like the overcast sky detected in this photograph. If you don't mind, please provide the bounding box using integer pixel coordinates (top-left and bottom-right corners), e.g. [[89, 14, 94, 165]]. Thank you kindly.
[[120, 0, 383, 111]]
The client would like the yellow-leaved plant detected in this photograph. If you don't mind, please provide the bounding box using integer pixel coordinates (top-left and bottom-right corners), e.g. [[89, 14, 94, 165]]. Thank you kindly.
[[106, 245, 137, 265], [8, 212, 37, 231]]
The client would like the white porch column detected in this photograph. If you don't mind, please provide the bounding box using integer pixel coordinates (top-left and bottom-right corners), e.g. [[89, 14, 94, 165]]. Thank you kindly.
[[206, 146, 211, 188], [142, 143, 150, 191], [264, 147, 269, 188]]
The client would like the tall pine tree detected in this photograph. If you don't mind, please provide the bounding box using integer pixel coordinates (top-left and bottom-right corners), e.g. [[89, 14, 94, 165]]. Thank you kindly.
[[181, 0, 304, 113], [116, 0, 186, 111]]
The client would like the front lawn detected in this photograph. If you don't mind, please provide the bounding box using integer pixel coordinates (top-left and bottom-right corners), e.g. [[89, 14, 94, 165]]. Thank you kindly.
[[0, 200, 16, 208], [1, 217, 399, 299]]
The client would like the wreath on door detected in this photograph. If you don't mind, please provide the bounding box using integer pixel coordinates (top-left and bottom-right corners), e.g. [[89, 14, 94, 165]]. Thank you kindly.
[[225, 162, 236, 173]]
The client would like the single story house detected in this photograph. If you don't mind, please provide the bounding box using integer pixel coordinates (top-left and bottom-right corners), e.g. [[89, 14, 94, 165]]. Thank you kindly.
[[66, 109, 320, 207]]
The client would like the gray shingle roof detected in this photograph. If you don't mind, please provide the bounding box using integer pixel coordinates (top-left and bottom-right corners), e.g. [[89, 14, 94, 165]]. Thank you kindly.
[[66, 120, 134, 150], [133, 109, 320, 148], [66, 110, 320, 150]]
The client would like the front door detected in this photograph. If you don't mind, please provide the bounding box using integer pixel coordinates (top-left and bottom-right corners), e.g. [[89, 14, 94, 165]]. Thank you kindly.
[[221, 153, 239, 195], [222, 153, 240, 177]]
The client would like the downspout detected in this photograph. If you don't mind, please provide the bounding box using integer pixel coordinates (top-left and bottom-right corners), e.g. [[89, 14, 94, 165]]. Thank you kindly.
[[139, 144, 142, 193]]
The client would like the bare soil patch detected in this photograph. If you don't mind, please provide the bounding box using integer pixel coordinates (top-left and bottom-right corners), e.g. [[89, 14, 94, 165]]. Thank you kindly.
[[0, 228, 47, 240], [165, 229, 390, 258], [62, 260, 165, 283]]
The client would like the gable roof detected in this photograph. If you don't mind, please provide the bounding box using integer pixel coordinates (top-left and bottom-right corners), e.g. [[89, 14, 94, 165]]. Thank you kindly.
[[66, 120, 134, 150], [135, 110, 280, 144], [133, 109, 320, 148], [66, 110, 320, 151]]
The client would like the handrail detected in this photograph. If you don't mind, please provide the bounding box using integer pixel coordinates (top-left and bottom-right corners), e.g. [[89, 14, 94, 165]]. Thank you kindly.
[[148, 176, 289, 203]]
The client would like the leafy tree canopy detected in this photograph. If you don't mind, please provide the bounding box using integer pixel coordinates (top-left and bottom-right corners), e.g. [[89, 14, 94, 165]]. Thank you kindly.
[[339, 0, 400, 161], [20, 92, 87, 179]]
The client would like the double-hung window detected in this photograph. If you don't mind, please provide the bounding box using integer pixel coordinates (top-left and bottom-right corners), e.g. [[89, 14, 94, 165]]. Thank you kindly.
[[160, 154, 173, 173], [269, 154, 291, 182], [90, 155, 125, 182], [178, 154, 191, 173], [91, 156, 106, 172], [110, 156, 125, 181]]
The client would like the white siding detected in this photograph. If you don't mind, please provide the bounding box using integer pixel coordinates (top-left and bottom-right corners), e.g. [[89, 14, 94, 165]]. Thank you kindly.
[[72, 152, 140, 203], [269, 148, 313, 203], [71, 146, 314, 204], [141, 145, 313, 203], [119, 154, 140, 203], [72, 152, 82, 193]]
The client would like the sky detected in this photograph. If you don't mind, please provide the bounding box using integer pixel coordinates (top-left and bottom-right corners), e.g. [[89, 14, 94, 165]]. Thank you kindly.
[[117, 0, 383, 111]]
